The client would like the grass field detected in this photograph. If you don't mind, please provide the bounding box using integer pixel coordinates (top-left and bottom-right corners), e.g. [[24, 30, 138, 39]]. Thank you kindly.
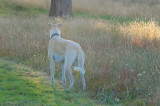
[[0, 58, 100, 105], [0, 0, 160, 105]]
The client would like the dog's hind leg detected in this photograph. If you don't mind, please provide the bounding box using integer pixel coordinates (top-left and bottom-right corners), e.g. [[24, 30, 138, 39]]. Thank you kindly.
[[80, 70, 86, 91], [78, 50, 86, 91], [67, 68, 74, 90], [61, 62, 66, 86], [65, 50, 77, 90]]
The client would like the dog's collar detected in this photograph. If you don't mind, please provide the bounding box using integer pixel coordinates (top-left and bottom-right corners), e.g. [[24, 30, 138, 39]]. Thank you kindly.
[[50, 33, 59, 39]]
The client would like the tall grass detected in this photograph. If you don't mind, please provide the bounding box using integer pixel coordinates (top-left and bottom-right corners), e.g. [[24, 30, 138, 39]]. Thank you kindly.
[[0, 16, 49, 68], [0, 15, 160, 104]]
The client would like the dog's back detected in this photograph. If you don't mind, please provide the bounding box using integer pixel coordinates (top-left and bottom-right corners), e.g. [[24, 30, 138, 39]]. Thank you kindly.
[[48, 36, 81, 58]]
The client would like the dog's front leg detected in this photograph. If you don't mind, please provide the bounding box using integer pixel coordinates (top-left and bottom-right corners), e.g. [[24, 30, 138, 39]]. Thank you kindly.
[[61, 62, 66, 86], [50, 59, 55, 86]]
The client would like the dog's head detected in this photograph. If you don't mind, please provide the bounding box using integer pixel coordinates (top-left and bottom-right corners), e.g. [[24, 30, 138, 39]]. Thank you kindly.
[[48, 23, 63, 39]]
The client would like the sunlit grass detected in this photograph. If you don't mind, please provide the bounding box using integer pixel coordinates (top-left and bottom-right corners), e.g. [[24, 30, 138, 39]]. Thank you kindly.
[[119, 20, 160, 48]]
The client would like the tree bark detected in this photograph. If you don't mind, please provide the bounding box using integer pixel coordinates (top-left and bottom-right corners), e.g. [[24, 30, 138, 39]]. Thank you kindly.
[[49, 0, 72, 17]]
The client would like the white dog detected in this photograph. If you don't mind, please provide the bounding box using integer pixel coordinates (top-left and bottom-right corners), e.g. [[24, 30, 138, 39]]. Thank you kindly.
[[48, 23, 86, 91]]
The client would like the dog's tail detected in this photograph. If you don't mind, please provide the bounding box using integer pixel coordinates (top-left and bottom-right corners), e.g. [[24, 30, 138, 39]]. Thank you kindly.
[[74, 67, 85, 75], [74, 48, 85, 75]]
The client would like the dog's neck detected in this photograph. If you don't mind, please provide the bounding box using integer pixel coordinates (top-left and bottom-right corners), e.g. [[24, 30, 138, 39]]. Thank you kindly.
[[50, 33, 60, 40], [50, 27, 61, 40]]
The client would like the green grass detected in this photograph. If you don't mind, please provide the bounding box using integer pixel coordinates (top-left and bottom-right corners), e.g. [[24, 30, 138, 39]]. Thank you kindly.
[[74, 12, 160, 24], [73, 12, 135, 23], [0, 58, 100, 105], [0, 0, 48, 16]]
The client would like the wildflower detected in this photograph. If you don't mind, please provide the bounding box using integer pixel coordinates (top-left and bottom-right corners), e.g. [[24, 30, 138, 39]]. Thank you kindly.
[[130, 69, 134, 72], [137, 73, 142, 77], [115, 98, 120, 102]]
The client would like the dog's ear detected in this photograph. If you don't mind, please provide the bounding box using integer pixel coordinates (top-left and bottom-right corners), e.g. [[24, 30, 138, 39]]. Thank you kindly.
[[48, 23, 53, 28]]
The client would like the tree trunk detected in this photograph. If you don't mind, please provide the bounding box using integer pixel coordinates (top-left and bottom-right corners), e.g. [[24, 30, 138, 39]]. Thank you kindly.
[[49, 0, 72, 17]]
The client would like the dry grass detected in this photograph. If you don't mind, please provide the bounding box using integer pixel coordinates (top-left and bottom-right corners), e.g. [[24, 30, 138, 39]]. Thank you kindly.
[[0, 15, 160, 104], [119, 20, 160, 48], [0, 16, 49, 68], [11, 0, 160, 19]]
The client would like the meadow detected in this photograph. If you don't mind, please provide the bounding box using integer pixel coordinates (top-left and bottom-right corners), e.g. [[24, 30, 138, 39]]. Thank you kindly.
[[11, 0, 160, 19], [0, 0, 160, 105]]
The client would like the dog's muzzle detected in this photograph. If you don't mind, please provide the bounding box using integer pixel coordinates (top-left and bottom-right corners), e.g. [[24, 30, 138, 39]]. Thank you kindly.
[[50, 33, 59, 39]]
